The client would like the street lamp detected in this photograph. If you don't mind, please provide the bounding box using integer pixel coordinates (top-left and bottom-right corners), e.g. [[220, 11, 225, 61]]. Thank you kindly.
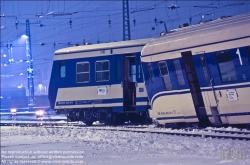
[[21, 34, 28, 39], [10, 108, 17, 114], [38, 84, 43, 95], [10, 108, 17, 126]]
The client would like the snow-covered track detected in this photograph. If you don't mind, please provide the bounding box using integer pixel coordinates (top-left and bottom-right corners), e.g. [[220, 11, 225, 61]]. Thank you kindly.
[[205, 129, 250, 135], [1, 120, 250, 141], [84, 126, 250, 141]]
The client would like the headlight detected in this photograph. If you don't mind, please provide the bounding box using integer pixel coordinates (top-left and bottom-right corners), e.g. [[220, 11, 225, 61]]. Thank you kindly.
[[10, 108, 17, 114], [35, 110, 44, 117]]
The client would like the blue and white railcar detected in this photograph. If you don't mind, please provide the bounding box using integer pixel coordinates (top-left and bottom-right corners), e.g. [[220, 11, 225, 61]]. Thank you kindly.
[[49, 39, 151, 125], [141, 13, 250, 126]]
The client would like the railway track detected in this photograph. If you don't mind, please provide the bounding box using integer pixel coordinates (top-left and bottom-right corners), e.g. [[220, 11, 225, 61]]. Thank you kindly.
[[205, 129, 250, 135], [1, 120, 250, 141], [83, 126, 250, 140]]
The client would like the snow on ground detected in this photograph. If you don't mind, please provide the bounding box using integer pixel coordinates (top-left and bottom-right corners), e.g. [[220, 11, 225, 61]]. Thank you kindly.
[[206, 126, 250, 133], [1, 126, 250, 165], [83, 125, 250, 138]]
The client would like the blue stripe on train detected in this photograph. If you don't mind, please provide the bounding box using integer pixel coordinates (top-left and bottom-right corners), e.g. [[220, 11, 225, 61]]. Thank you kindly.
[[136, 97, 148, 102], [152, 83, 250, 105], [208, 112, 250, 117], [56, 97, 148, 106], [156, 115, 197, 120], [56, 98, 122, 106], [113, 105, 148, 112]]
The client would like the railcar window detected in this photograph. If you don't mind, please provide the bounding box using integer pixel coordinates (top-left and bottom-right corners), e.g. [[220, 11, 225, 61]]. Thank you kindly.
[[115, 59, 121, 81], [173, 59, 185, 85], [148, 63, 155, 82], [96, 60, 109, 82], [158, 61, 169, 76], [60, 62, 66, 78], [138, 64, 142, 80], [76, 62, 89, 83], [130, 65, 136, 82], [200, 54, 210, 83], [158, 61, 172, 90], [216, 51, 237, 82]]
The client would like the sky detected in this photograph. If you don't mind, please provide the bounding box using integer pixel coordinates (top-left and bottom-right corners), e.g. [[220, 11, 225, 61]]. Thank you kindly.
[[1, 0, 250, 95]]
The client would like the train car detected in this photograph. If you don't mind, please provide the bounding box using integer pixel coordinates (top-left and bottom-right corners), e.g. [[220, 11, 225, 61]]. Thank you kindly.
[[141, 12, 250, 127], [48, 39, 151, 125]]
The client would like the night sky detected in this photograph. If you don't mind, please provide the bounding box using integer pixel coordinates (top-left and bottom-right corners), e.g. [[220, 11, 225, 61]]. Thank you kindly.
[[1, 0, 250, 95]]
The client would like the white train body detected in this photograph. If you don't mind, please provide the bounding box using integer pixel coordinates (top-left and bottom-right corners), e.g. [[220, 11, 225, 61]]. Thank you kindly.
[[49, 39, 151, 125], [141, 13, 250, 126]]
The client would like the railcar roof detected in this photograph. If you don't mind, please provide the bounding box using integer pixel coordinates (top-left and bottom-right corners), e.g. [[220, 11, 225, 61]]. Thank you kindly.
[[142, 12, 250, 56], [55, 38, 152, 55]]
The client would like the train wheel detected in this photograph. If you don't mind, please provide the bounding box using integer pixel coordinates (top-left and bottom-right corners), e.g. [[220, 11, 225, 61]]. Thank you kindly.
[[67, 117, 71, 122], [85, 120, 93, 126], [105, 113, 115, 125], [111, 113, 124, 125]]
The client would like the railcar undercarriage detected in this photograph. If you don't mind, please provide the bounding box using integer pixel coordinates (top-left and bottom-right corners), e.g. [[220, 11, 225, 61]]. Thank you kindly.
[[56, 108, 150, 126]]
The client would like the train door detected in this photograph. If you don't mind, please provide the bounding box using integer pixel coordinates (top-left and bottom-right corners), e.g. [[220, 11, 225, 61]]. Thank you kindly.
[[181, 51, 210, 125], [123, 54, 136, 111], [199, 53, 223, 125]]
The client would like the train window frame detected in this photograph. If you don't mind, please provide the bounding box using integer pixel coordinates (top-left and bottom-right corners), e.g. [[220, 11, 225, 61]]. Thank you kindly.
[[95, 60, 110, 82], [216, 51, 237, 82], [60, 61, 66, 78], [158, 61, 172, 90], [148, 63, 155, 83], [200, 54, 211, 83], [76, 62, 90, 83], [173, 59, 185, 86], [158, 61, 169, 77], [137, 64, 143, 80]]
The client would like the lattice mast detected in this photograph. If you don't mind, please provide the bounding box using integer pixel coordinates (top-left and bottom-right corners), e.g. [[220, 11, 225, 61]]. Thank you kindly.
[[26, 20, 35, 110], [123, 0, 131, 41]]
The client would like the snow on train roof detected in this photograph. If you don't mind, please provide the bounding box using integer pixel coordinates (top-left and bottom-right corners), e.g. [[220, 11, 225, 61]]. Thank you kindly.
[[142, 12, 250, 57], [55, 38, 153, 55]]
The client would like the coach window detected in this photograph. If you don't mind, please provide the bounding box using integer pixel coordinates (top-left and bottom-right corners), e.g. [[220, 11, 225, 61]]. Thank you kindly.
[[158, 61, 172, 90], [137, 64, 143, 80], [148, 63, 155, 82], [96, 60, 109, 82], [76, 62, 89, 83], [115, 59, 122, 81], [200, 54, 210, 83], [216, 51, 237, 82], [173, 59, 185, 85], [60, 61, 66, 78]]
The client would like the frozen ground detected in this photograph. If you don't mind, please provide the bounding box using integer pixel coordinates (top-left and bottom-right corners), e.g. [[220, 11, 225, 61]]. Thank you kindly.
[[1, 126, 250, 165]]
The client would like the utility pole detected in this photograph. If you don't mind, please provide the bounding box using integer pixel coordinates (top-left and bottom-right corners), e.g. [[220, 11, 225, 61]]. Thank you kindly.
[[123, 0, 131, 41], [2, 15, 43, 111], [25, 20, 35, 111]]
